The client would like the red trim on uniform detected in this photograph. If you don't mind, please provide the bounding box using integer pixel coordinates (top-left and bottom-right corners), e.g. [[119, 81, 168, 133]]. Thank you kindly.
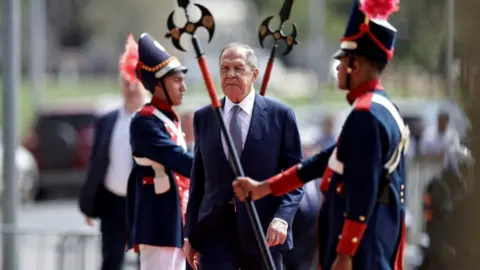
[[150, 96, 180, 121], [134, 244, 140, 253], [142, 177, 154, 185], [320, 168, 333, 194], [138, 105, 155, 116], [346, 79, 383, 105], [336, 219, 368, 256], [394, 219, 407, 270], [268, 165, 303, 196], [151, 95, 173, 111], [354, 92, 375, 110]]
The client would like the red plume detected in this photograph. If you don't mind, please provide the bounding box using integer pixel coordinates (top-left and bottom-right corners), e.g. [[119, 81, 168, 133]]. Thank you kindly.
[[359, 0, 399, 20], [119, 34, 139, 83]]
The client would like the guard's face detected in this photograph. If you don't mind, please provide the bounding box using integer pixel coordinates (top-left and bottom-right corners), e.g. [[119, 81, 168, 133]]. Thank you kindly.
[[336, 56, 350, 90], [220, 48, 258, 103], [163, 72, 187, 106]]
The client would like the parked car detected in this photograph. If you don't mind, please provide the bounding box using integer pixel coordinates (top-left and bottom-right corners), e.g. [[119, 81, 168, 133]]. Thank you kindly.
[[22, 96, 123, 197], [0, 129, 40, 203]]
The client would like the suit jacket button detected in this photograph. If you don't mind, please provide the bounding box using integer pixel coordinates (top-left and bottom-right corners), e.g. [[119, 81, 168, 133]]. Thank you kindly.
[[400, 198, 404, 204]]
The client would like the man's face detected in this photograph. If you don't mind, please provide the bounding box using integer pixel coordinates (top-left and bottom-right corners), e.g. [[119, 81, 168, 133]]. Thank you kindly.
[[220, 48, 258, 103], [336, 56, 350, 90], [122, 79, 143, 101], [163, 72, 187, 106]]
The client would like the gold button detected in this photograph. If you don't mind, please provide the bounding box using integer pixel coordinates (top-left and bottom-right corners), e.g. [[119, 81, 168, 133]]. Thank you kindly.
[[327, 177, 331, 183], [142, 180, 147, 184], [401, 185, 405, 190], [179, 187, 183, 191], [400, 198, 404, 204], [359, 216, 365, 222], [336, 187, 341, 193], [352, 237, 358, 243], [400, 191, 404, 197], [338, 235, 342, 239], [176, 176, 180, 180]]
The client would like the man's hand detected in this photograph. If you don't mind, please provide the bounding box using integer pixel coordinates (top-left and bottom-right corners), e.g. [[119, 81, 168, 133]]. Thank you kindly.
[[331, 254, 353, 270], [232, 177, 272, 201], [266, 219, 288, 247], [184, 239, 199, 270], [84, 216, 95, 227]]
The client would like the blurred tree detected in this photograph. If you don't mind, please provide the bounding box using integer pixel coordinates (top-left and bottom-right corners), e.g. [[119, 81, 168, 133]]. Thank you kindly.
[[47, 0, 93, 47], [252, 0, 448, 75], [421, 0, 480, 268]]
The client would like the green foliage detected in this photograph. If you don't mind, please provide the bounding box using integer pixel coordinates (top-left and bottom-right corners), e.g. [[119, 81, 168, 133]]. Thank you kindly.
[[252, 0, 448, 74]]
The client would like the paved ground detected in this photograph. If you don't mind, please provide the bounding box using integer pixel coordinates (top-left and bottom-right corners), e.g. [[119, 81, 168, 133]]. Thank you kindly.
[[0, 199, 137, 270]]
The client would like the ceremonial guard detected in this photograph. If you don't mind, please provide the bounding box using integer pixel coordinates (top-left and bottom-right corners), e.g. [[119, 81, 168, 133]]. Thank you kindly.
[[233, 0, 410, 269], [125, 33, 193, 270]]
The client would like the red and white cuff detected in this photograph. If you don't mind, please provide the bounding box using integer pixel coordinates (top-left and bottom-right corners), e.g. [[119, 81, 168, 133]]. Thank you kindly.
[[336, 219, 367, 256], [268, 165, 303, 196]]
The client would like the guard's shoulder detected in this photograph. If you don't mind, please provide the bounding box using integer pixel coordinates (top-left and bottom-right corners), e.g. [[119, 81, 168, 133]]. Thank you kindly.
[[353, 92, 375, 111], [138, 105, 156, 116]]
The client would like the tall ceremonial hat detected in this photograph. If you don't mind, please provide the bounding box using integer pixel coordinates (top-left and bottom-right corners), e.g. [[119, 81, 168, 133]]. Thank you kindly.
[[333, 0, 399, 64], [135, 33, 188, 94]]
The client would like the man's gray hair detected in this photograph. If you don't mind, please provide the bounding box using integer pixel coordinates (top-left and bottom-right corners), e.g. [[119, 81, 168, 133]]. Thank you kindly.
[[219, 42, 258, 69]]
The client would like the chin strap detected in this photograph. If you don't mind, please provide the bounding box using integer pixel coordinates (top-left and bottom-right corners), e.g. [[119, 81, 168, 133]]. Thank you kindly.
[[346, 52, 355, 90], [159, 79, 173, 105]]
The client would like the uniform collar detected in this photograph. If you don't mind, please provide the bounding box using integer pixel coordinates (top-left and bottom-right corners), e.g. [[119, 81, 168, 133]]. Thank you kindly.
[[224, 90, 255, 115], [150, 95, 179, 121], [346, 79, 384, 105], [151, 95, 173, 111]]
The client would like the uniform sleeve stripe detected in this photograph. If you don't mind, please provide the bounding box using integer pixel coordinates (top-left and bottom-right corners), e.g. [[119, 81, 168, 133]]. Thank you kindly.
[[336, 219, 367, 256], [268, 165, 303, 196]]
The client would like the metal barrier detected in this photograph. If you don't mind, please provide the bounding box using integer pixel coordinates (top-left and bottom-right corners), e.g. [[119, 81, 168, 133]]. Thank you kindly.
[[406, 156, 443, 246], [0, 227, 138, 270]]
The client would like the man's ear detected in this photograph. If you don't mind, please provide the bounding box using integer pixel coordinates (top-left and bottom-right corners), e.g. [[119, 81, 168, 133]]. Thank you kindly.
[[351, 59, 361, 75], [252, 67, 259, 83]]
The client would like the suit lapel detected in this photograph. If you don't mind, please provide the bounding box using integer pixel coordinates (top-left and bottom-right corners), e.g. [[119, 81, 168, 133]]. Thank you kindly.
[[241, 94, 267, 161], [104, 109, 119, 152], [212, 98, 230, 165]]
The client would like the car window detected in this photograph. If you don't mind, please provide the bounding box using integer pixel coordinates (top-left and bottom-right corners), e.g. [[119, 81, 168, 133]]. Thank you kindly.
[[35, 114, 97, 132]]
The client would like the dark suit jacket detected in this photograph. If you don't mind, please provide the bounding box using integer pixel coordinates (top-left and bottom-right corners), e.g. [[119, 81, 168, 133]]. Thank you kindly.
[[78, 109, 119, 218], [185, 93, 304, 257]]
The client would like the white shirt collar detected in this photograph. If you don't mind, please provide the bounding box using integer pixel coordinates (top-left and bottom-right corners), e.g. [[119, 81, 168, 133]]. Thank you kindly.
[[224, 90, 256, 115]]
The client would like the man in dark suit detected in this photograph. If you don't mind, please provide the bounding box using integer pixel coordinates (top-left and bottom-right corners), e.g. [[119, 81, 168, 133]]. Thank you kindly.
[[184, 42, 304, 270], [78, 35, 147, 270]]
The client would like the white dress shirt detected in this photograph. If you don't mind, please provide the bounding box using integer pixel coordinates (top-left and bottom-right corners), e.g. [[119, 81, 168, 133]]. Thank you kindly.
[[221, 90, 288, 228], [221, 90, 255, 157], [104, 108, 134, 197]]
